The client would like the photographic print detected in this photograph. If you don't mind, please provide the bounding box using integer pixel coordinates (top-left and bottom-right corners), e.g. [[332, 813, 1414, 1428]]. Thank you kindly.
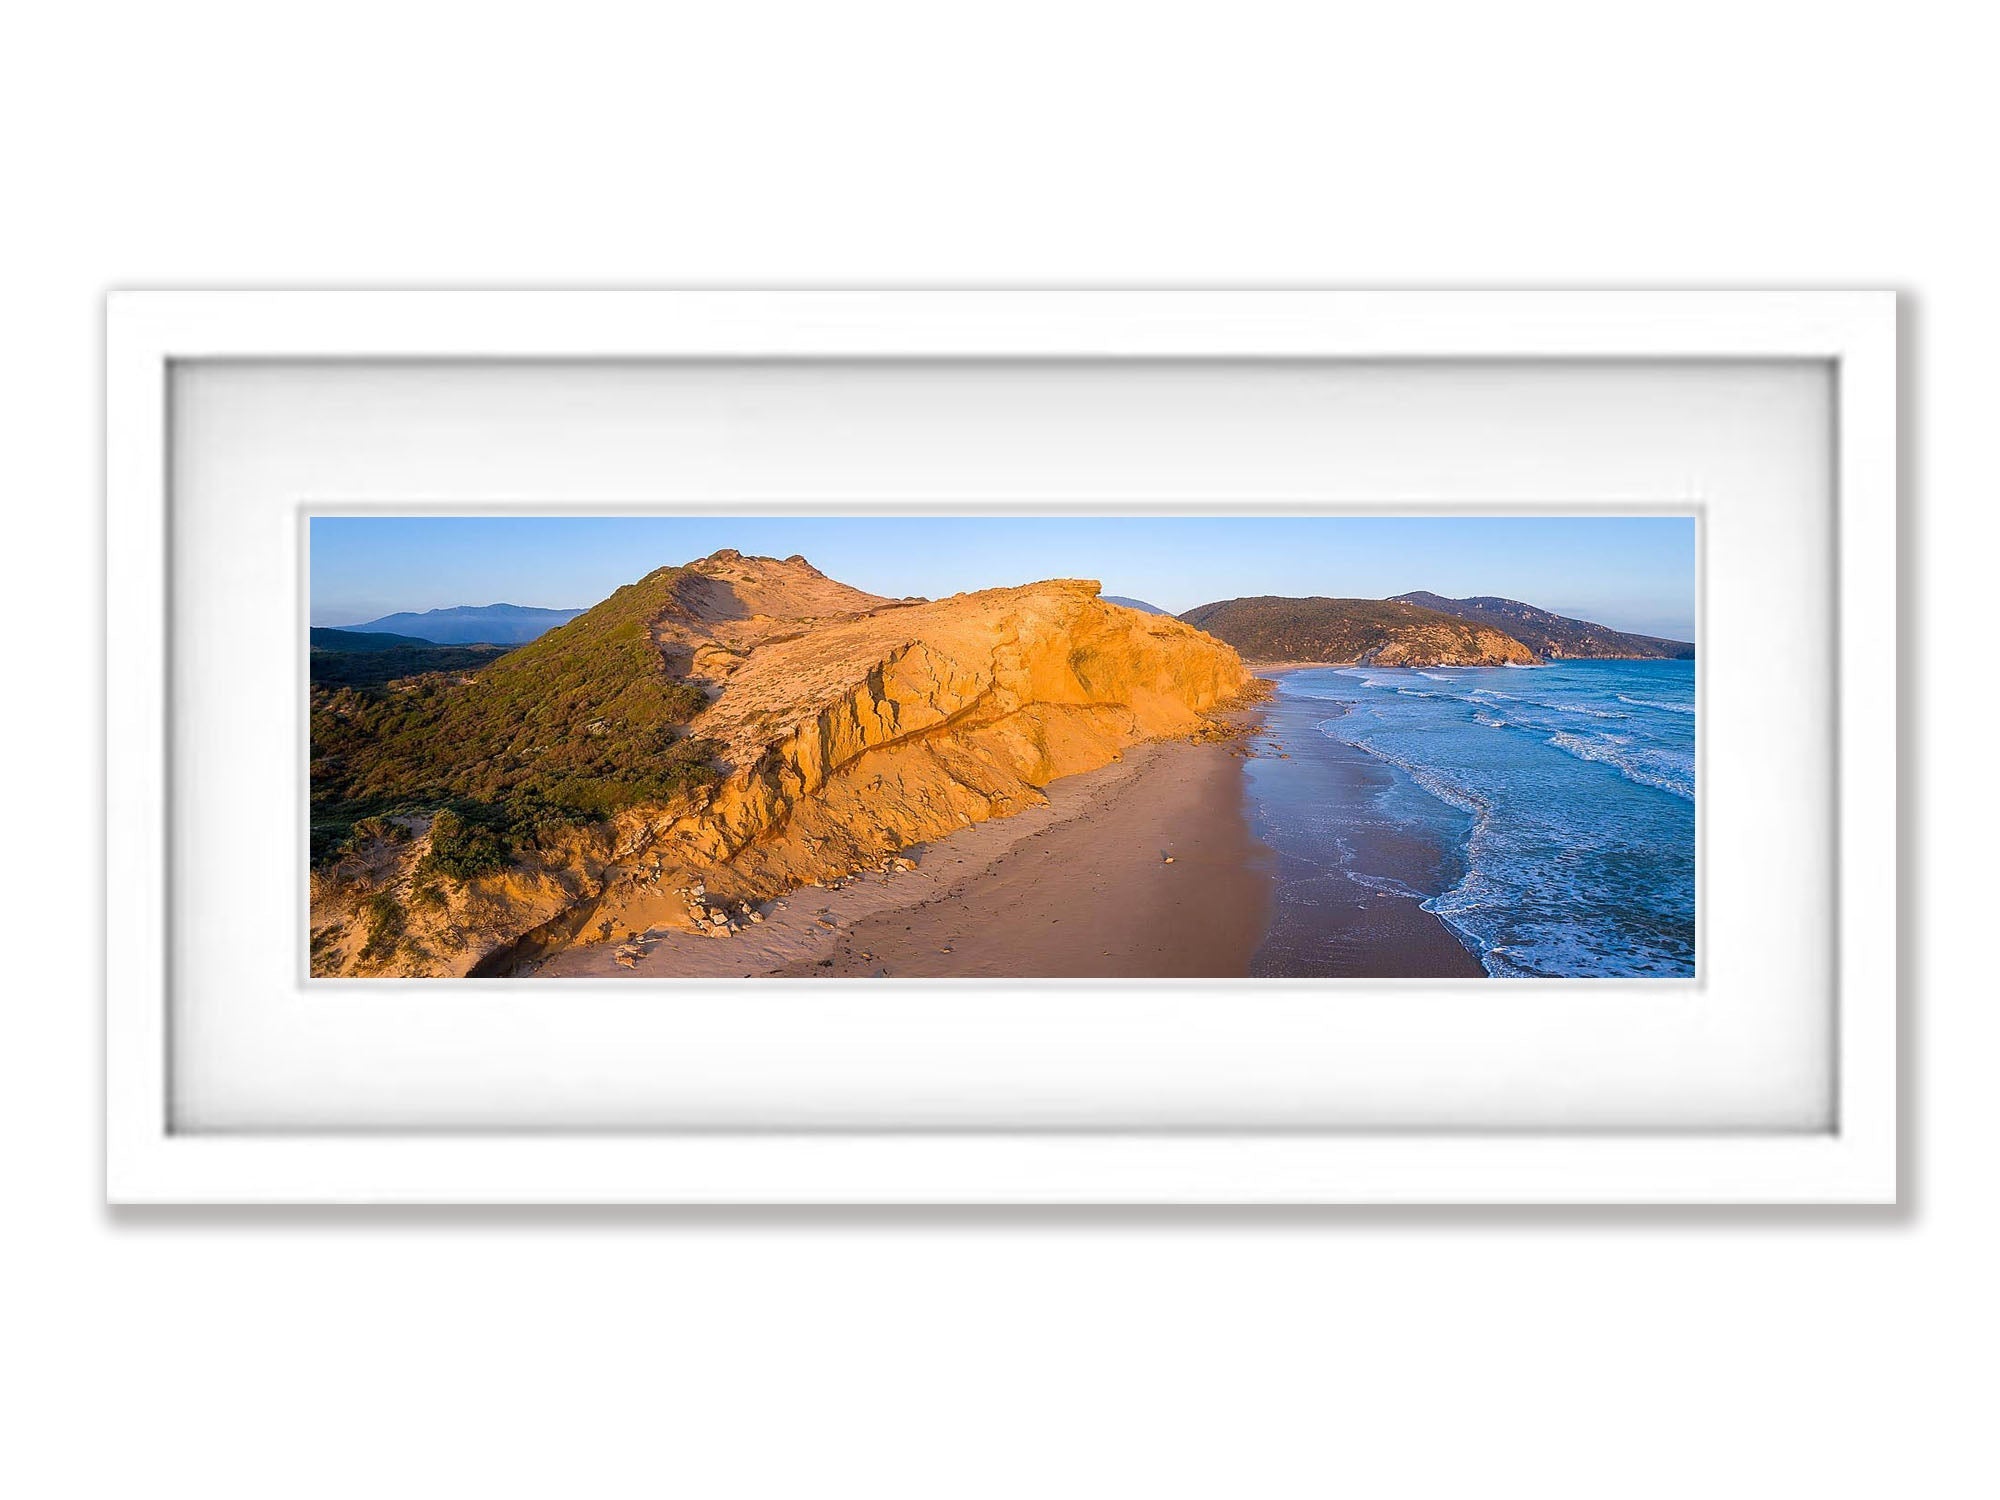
[[308, 515, 1695, 981]]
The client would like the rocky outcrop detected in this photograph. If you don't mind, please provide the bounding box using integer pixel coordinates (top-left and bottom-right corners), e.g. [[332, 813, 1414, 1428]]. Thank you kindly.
[[310, 554, 1252, 976]]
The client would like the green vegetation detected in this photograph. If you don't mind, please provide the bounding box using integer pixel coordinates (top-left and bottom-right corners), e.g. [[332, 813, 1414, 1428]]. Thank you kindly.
[[310, 626, 440, 652], [310, 642, 513, 691], [1178, 596, 1540, 666], [1390, 592, 1694, 659], [416, 809, 511, 881], [310, 813, 412, 869], [310, 566, 722, 866], [358, 891, 407, 962]]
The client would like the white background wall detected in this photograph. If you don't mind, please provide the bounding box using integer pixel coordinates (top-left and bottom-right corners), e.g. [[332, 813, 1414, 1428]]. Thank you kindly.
[[2, 4, 1986, 1496]]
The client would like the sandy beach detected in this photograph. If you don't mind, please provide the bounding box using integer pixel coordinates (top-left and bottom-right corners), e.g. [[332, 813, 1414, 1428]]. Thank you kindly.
[[539, 730, 1273, 978], [778, 730, 1273, 978], [538, 683, 1489, 978]]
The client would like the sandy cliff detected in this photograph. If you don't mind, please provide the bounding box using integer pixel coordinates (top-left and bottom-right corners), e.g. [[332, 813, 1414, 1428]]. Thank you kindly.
[[310, 551, 1252, 976]]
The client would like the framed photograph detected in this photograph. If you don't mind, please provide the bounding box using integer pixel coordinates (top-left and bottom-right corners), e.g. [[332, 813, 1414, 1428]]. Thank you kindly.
[[106, 290, 1896, 1203]]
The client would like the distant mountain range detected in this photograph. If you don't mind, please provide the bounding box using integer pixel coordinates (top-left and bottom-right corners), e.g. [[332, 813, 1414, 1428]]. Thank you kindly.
[[1102, 595, 1170, 616], [1390, 592, 1693, 659], [337, 603, 584, 645]]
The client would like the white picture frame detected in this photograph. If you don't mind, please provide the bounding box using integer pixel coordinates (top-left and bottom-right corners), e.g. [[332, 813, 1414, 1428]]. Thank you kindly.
[[106, 290, 1897, 1204]]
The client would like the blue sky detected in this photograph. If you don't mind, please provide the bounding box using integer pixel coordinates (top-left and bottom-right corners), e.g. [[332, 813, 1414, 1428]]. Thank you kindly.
[[310, 515, 1697, 639]]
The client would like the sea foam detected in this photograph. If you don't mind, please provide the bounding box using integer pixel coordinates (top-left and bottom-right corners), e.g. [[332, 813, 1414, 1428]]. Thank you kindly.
[[1278, 658, 1696, 978]]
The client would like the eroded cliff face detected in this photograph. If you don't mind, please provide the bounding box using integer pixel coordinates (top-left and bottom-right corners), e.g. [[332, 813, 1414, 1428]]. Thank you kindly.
[[647, 577, 1248, 892], [309, 554, 1251, 976]]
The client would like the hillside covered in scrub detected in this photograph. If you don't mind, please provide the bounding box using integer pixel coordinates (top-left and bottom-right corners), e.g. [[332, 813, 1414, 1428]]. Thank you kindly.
[[1178, 596, 1541, 667], [308, 632, 515, 691], [1391, 592, 1693, 659], [310, 564, 724, 870]]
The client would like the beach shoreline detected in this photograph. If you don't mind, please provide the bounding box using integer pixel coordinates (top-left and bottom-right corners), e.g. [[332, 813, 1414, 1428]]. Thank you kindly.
[[1243, 678, 1487, 978], [539, 726, 1273, 978], [776, 723, 1275, 978], [539, 677, 1491, 979]]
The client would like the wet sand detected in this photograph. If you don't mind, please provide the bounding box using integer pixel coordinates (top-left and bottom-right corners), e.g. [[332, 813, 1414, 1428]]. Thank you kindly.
[[1245, 677, 1487, 977]]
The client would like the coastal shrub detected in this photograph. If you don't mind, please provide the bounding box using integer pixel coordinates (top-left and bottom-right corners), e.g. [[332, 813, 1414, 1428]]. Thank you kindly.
[[351, 815, 410, 847], [309, 821, 352, 869], [308, 813, 410, 871], [358, 892, 406, 963], [418, 809, 511, 881]]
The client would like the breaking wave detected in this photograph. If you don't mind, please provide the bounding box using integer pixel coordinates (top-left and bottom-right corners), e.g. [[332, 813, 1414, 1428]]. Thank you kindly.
[[1274, 658, 1696, 978], [1617, 694, 1695, 714], [1545, 731, 1694, 801]]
